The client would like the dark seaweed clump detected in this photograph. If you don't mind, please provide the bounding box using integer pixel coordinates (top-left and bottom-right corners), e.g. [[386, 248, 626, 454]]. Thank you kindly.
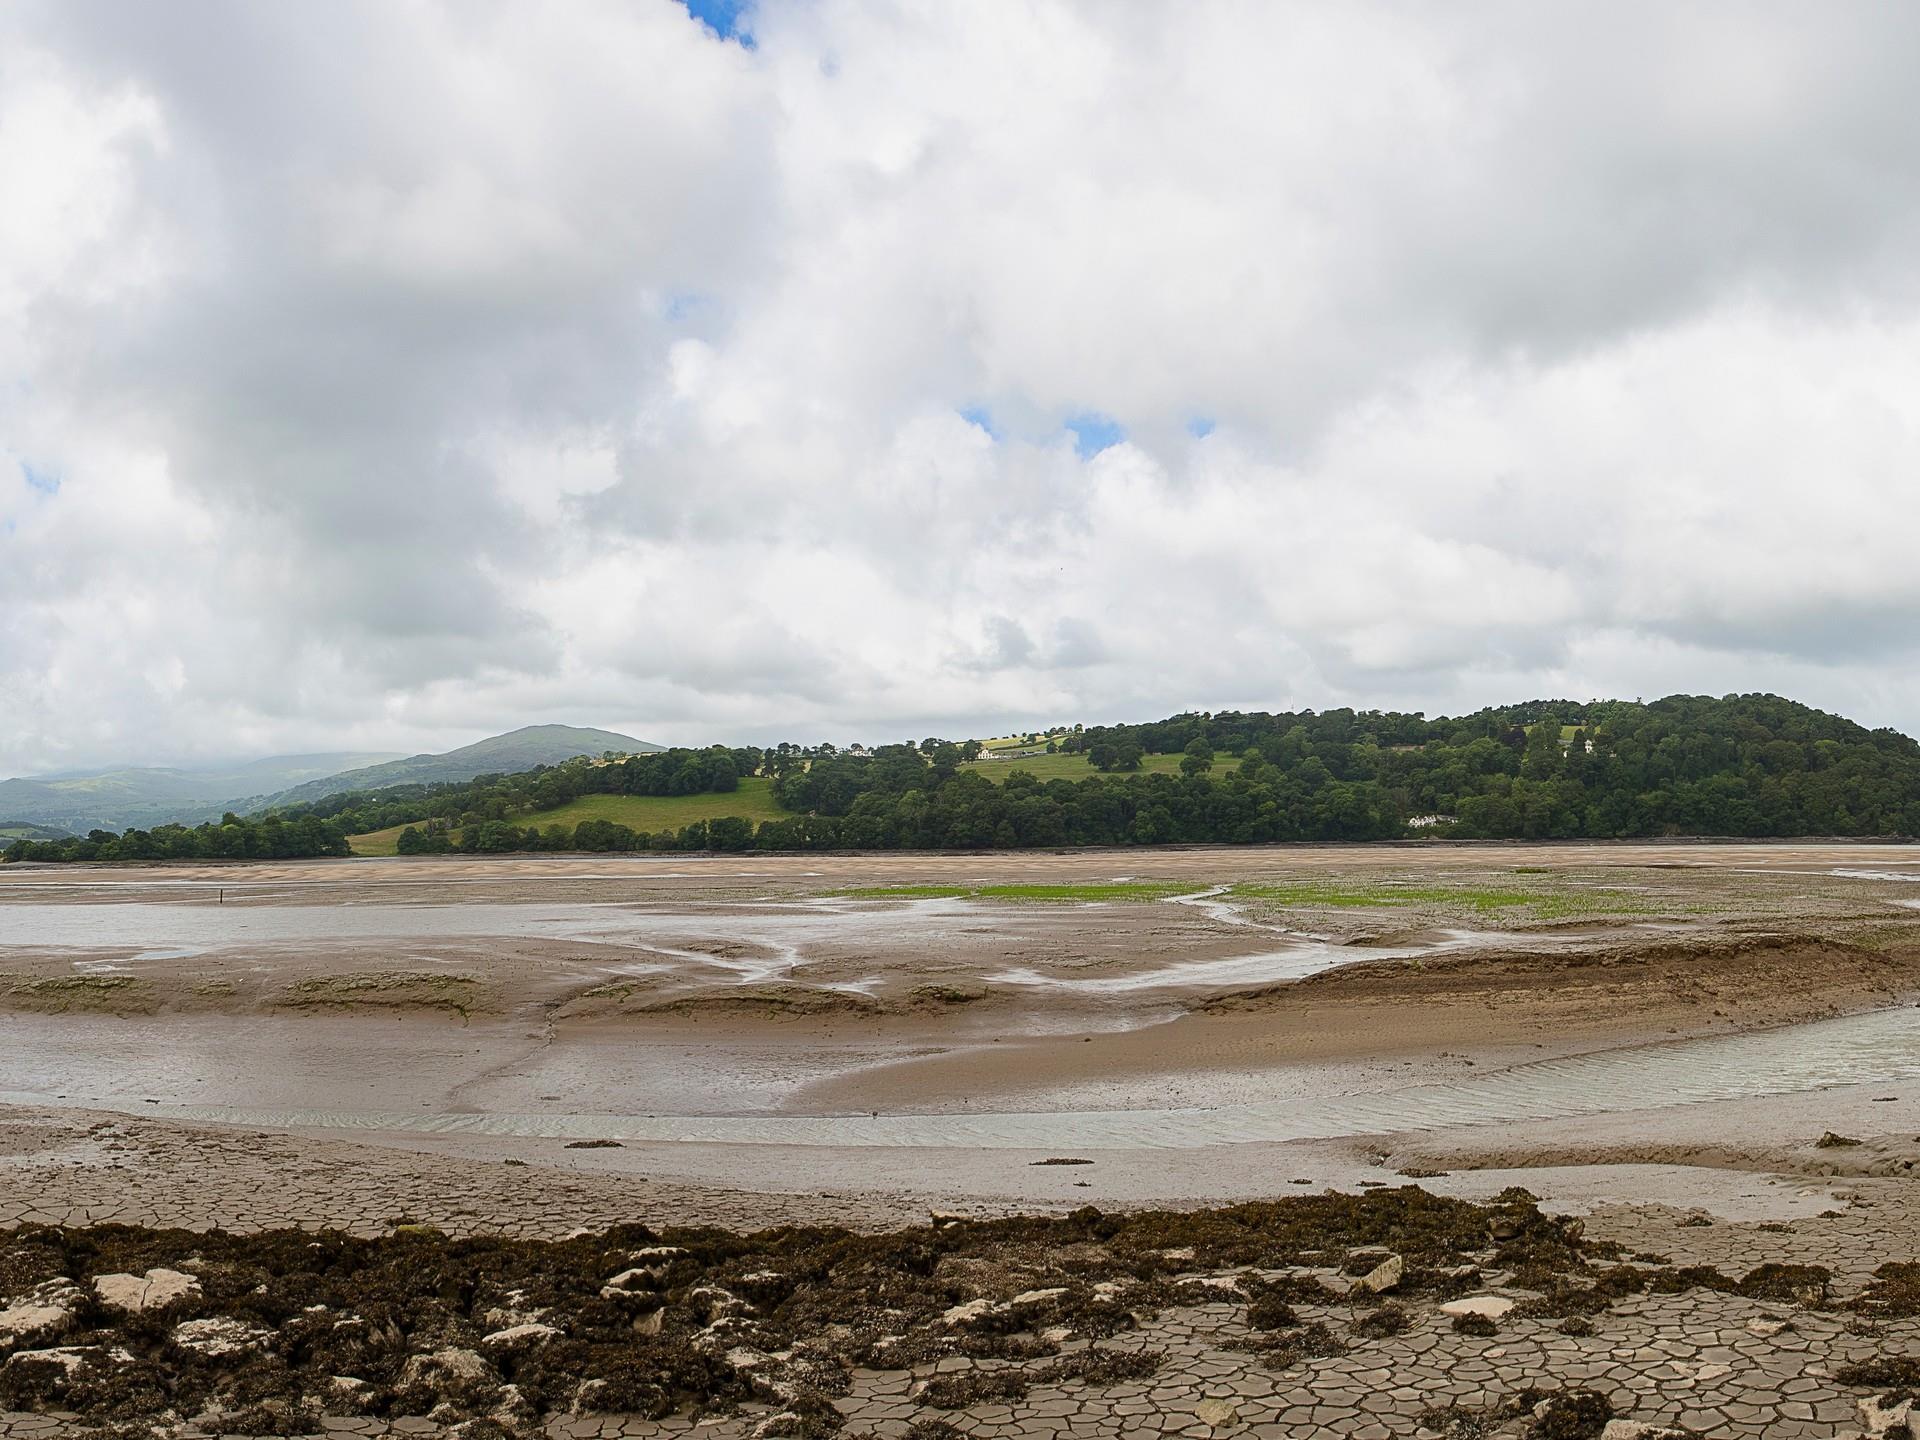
[[0, 1188, 1592, 1436], [1418, 1387, 1616, 1440], [1853, 1262, 1920, 1321]]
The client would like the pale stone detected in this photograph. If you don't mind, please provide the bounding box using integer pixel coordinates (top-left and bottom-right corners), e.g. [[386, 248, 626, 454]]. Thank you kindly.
[[0, 1281, 82, 1351], [1196, 1397, 1240, 1427], [1, 1346, 90, 1376], [92, 1267, 201, 1314], [1359, 1254, 1404, 1293], [1010, 1287, 1069, 1308], [941, 1298, 999, 1327], [1439, 1294, 1515, 1319], [171, 1316, 270, 1357], [481, 1322, 560, 1348], [1862, 1396, 1915, 1438], [399, 1346, 496, 1399]]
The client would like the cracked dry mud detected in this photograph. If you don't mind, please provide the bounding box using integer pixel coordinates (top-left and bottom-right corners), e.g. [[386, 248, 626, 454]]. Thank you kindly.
[[2, 1126, 1919, 1439]]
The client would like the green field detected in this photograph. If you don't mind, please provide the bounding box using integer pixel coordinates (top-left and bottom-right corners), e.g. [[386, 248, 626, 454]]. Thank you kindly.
[[961, 751, 1243, 783], [841, 882, 1194, 902], [0, 823, 67, 842], [348, 778, 794, 856]]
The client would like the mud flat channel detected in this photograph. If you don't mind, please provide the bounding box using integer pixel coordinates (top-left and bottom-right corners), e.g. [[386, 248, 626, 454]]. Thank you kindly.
[[5, 844, 1920, 1435]]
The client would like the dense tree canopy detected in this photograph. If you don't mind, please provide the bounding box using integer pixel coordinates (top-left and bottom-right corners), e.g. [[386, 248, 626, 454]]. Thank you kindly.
[[10, 695, 1920, 863], [3, 813, 351, 863]]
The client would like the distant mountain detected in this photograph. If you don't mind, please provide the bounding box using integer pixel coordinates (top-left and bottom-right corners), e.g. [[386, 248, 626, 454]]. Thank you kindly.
[[0, 753, 404, 834], [246, 725, 663, 813]]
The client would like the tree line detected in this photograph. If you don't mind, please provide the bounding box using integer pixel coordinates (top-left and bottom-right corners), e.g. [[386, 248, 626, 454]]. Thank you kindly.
[[401, 693, 1920, 853], [3, 812, 352, 863], [11, 694, 1920, 863]]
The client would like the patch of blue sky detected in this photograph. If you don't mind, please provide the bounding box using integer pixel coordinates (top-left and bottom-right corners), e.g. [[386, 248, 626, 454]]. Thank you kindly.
[[19, 460, 59, 496], [959, 405, 1000, 439], [1065, 412, 1124, 458], [662, 290, 712, 323], [682, 0, 754, 45], [1186, 416, 1216, 439]]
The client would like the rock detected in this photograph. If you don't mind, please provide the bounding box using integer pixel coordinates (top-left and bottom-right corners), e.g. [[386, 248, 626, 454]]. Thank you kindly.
[[1010, 1286, 1069, 1308], [490, 1383, 539, 1430], [171, 1316, 271, 1357], [0, 1280, 84, 1355], [1195, 1397, 1240, 1427], [1359, 1254, 1404, 1293], [1601, 1423, 1688, 1440], [0, 1345, 108, 1401], [941, 1297, 1000, 1327], [481, 1322, 561, 1348], [1439, 1295, 1515, 1320], [632, 1307, 664, 1335], [93, 1267, 202, 1314], [2, 1345, 91, 1377], [1861, 1396, 1914, 1437], [601, 1246, 688, 1298], [1746, 1316, 1790, 1337], [327, 1376, 373, 1414], [399, 1346, 498, 1403]]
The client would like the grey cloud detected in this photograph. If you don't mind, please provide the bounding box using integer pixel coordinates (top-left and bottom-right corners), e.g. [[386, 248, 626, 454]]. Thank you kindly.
[[7, 2, 1920, 775]]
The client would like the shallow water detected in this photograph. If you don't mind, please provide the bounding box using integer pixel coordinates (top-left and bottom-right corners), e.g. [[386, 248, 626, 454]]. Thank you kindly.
[[0, 894, 1581, 995], [8, 1004, 1917, 1150]]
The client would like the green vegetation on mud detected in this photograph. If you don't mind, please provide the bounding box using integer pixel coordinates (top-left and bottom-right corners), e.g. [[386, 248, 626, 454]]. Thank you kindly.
[[1229, 880, 1702, 921], [1230, 882, 1540, 912], [840, 882, 1195, 902], [0, 973, 154, 1014], [840, 878, 1687, 920], [274, 972, 485, 1016]]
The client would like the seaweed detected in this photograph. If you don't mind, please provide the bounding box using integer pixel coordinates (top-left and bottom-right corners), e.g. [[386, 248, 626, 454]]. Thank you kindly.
[[0, 1188, 1601, 1434]]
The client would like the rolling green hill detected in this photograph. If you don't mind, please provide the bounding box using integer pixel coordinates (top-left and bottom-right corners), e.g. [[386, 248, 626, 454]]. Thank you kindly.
[[251, 725, 663, 813], [348, 778, 790, 855]]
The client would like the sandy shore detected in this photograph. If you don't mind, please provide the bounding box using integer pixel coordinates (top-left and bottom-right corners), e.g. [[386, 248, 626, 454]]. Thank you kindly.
[[6, 846, 1920, 1434], [2, 845, 1918, 1144]]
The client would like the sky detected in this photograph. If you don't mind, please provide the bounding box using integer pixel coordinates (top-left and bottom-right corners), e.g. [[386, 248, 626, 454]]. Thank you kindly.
[[6, 1, 1920, 775]]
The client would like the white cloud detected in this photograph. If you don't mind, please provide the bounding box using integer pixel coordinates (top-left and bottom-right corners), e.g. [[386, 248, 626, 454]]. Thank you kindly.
[[5, 0, 1920, 774]]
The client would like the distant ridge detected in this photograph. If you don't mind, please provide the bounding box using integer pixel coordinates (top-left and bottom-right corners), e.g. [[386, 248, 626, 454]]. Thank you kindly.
[[0, 752, 404, 834], [245, 725, 664, 812]]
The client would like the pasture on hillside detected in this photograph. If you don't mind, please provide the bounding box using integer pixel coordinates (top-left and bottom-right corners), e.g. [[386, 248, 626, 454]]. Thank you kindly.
[[348, 777, 793, 855], [960, 750, 1244, 783]]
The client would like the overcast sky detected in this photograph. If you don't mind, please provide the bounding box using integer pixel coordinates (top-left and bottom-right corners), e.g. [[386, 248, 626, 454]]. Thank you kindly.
[[6, 1, 1920, 774]]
